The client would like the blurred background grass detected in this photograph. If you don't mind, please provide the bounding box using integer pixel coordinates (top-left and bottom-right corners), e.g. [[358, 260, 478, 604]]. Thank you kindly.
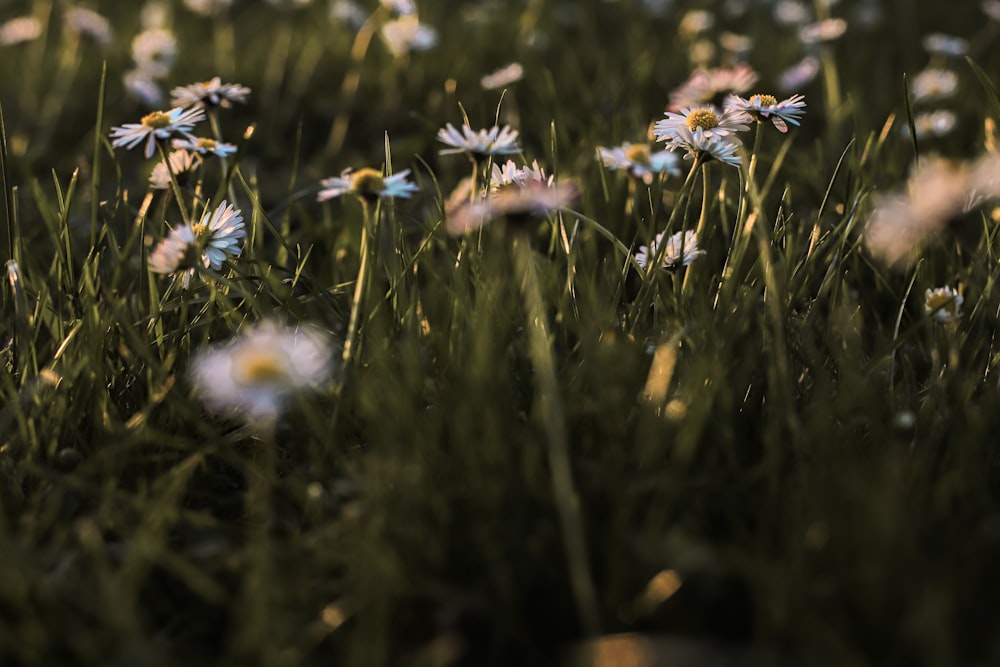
[[2, 0, 1000, 665]]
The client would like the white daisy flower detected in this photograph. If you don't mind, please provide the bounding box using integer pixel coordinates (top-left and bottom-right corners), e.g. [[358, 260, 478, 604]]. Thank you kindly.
[[778, 56, 820, 93], [910, 69, 959, 103], [171, 77, 251, 109], [725, 93, 806, 133], [0, 17, 42, 46], [190, 320, 333, 421], [659, 126, 742, 167], [635, 230, 705, 270], [446, 180, 578, 235], [110, 106, 206, 159], [149, 224, 198, 276], [598, 143, 682, 184], [437, 122, 521, 158], [171, 136, 238, 158], [798, 18, 848, 44], [124, 69, 165, 107], [924, 286, 963, 323], [131, 28, 177, 79], [182, 0, 234, 16], [380, 15, 437, 58], [65, 8, 113, 46], [317, 167, 420, 203], [984, 0, 1000, 21], [668, 64, 759, 110], [149, 149, 202, 190], [910, 110, 957, 139], [654, 106, 751, 142], [490, 159, 553, 189], [195, 200, 246, 270], [922, 33, 968, 57], [481, 62, 525, 90]]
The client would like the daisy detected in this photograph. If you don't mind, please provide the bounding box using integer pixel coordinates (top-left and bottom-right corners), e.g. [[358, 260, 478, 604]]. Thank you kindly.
[[65, 8, 113, 46], [195, 200, 246, 271], [124, 69, 165, 106], [911, 110, 957, 140], [924, 286, 963, 323], [171, 77, 251, 109], [171, 136, 238, 158], [654, 106, 751, 142], [149, 149, 202, 190], [659, 125, 742, 167], [149, 224, 198, 276], [922, 33, 968, 57], [437, 122, 521, 158], [635, 230, 705, 270], [668, 64, 758, 110], [190, 320, 333, 421], [598, 143, 682, 184], [490, 159, 553, 189], [317, 167, 420, 204], [0, 17, 42, 46], [725, 93, 806, 133], [110, 106, 206, 158], [778, 56, 820, 93], [380, 15, 437, 58], [446, 180, 578, 235], [481, 62, 525, 90], [131, 28, 176, 79], [910, 69, 959, 103], [798, 18, 848, 44]]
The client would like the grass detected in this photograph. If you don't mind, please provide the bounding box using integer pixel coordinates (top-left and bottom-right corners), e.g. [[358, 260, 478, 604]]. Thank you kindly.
[[2, 1, 1000, 665]]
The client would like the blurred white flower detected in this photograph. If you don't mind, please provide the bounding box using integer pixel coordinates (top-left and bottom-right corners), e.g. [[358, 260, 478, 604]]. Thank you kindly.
[[598, 143, 682, 184], [668, 64, 758, 110], [380, 15, 437, 58], [171, 77, 251, 109], [437, 122, 521, 158], [182, 0, 233, 16], [922, 33, 968, 57], [149, 224, 198, 276], [924, 286, 963, 323], [380, 0, 417, 15], [446, 180, 578, 235], [490, 159, 553, 189], [0, 17, 42, 46], [110, 107, 205, 159], [773, 0, 809, 25], [910, 69, 959, 103], [330, 0, 367, 27], [799, 18, 847, 44], [679, 10, 714, 37], [719, 32, 753, 56], [66, 8, 113, 45], [481, 62, 525, 90], [635, 230, 705, 270], [778, 56, 820, 93], [984, 0, 1000, 21], [124, 69, 165, 107], [318, 167, 419, 203], [911, 110, 957, 139], [190, 321, 333, 421], [132, 28, 177, 79], [149, 149, 202, 190]]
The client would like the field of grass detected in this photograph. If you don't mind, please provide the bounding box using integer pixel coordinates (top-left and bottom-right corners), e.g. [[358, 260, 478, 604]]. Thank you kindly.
[[2, 0, 1000, 665]]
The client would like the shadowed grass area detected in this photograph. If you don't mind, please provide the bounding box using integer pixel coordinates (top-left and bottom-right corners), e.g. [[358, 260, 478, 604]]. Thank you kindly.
[[2, 1, 1000, 665]]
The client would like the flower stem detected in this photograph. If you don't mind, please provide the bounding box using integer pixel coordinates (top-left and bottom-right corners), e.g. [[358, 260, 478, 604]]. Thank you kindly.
[[157, 141, 191, 223], [510, 232, 601, 637], [334, 202, 375, 398]]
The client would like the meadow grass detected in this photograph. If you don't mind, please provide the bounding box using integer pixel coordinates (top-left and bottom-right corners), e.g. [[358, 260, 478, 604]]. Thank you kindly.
[[2, 1, 1000, 665]]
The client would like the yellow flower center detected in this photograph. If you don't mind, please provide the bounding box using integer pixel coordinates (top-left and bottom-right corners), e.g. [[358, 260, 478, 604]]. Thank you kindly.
[[685, 109, 719, 131], [625, 144, 652, 165], [350, 168, 386, 197], [749, 94, 778, 107], [197, 138, 217, 150], [926, 292, 958, 315], [232, 349, 291, 386], [141, 111, 172, 129], [191, 222, 206, 237]]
